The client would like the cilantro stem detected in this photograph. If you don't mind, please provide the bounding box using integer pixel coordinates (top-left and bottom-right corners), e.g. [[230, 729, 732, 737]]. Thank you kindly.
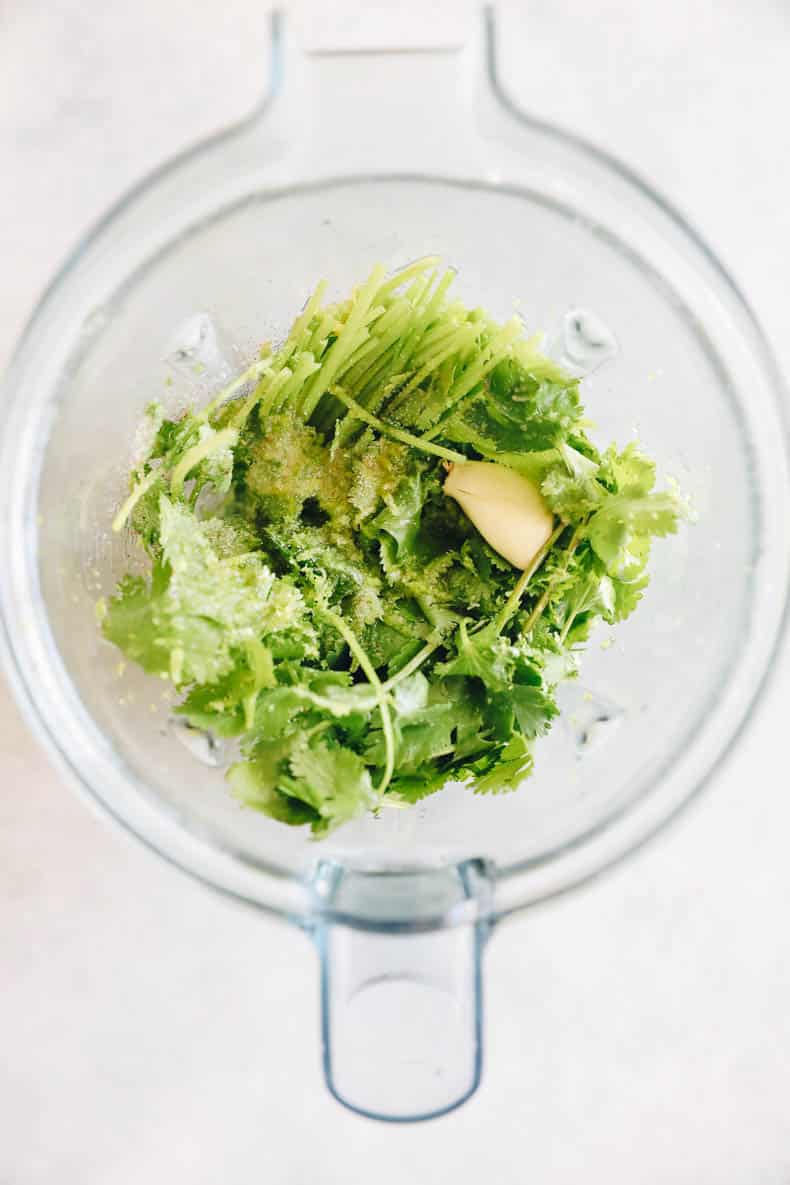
[[307, 309, 338, 356], [494, 523, 567, 632], [447, 318, 522, 401], [409, 317, 468, 366], [112, 467, 161, 533], [235, 365, 293, 426], [200, 356, 273, 422], [373, 256, 441, 301], [416, 266, 456, 331], [293, 688, 378, 715], [282, 278, 327, 359], [558, 595, 584, 647], [270, 352, 321, 413], [170, 427, 238, 499], [381, 632, 444, 691], [420, 318, 522, 442], [338, 304, 411, 395], [519, 524, 585, 639], [317, 608, 395, 796], [420, 380, 486, 442], [300, 264, 387, 419], [329, 386, 467, 464], [386, 324, 477, 409]]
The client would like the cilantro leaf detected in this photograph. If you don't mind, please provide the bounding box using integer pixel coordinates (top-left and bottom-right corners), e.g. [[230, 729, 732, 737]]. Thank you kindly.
[[435, 621, 514, 692], [285, 736, 377, 832], [229, 742, 318, 827], [368, 470, 424, 557], [367, 703, 457, 772], [442, 362, 583, 456], [588, 491, 683, 574], [101, 566, 185, 678], [540, 443, 604, 520], [609, 572, 649, 621], [510, 684, 559, 738], [600, 441, 656, 495], [103, 496, 314, 685], [349, 437, 412, 524], [387, 770, 449, 804], [472, 734, 534, 795]]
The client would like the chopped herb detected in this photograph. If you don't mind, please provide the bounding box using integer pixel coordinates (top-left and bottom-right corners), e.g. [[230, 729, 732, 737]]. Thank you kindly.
[[103, 260, 686, 834]]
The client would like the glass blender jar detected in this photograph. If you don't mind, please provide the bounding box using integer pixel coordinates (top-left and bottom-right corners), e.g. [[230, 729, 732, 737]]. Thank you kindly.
[[1, 8, 788, 1122]]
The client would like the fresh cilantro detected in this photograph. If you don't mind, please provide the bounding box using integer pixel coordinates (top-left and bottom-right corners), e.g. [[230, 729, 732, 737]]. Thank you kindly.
[[228, 741, 318, 827], [284, 736, 377, 833], [103, 260, 686, 831], [103, 495, 314, 685], [434, 620, 514, 692], [472, 734, 534, 795], [510, 684, 559, 738]]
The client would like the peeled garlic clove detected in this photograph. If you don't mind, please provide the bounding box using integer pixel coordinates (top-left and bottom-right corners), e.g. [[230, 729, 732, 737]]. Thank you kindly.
[[444, 460, 554, 569]]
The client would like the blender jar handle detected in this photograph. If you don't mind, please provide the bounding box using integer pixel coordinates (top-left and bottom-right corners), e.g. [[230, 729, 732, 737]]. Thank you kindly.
[[311, 859, 493, 1122], [256, 4, 491, 173]]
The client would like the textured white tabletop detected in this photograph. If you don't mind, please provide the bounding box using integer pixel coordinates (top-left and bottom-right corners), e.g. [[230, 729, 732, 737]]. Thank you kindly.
[[3, 2, 790, 1181]]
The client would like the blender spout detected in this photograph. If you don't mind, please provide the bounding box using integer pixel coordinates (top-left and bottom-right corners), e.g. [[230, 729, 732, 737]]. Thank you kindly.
[[310, 858, 493, 1122]]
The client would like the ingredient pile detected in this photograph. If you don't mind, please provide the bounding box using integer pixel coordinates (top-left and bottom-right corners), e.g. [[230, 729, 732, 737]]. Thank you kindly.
[[101, 259, 684, 835]]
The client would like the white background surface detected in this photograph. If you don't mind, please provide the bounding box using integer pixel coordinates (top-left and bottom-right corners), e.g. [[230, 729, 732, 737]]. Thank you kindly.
[[2, 2, 790, 1181]]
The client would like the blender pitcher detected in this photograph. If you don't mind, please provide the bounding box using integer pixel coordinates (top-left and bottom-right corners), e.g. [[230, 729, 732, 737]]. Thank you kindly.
[[1, 6, 789, 1122]]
